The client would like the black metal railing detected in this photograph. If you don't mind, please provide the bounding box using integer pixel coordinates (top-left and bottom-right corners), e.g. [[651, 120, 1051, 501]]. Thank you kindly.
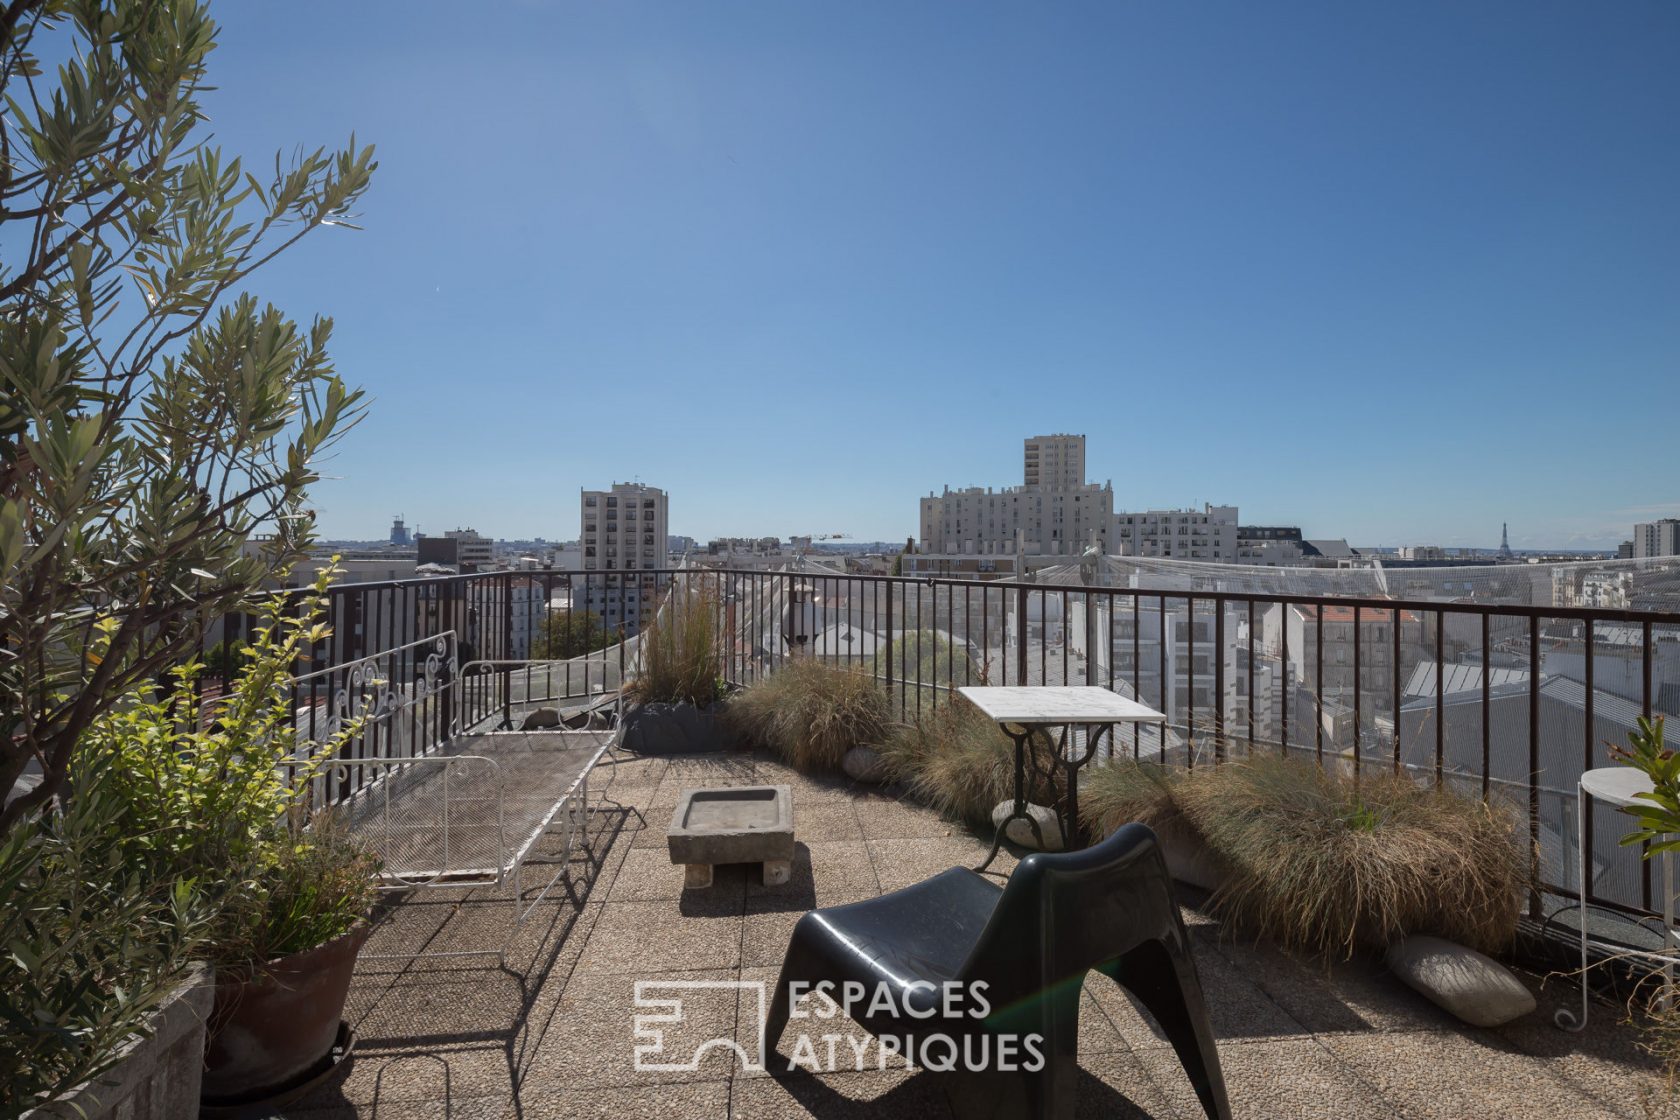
[[214, 565, 1680, 925]]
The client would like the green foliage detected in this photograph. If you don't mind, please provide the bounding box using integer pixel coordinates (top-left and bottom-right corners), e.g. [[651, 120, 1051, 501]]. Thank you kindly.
[[0, 0, 376, 829], [202, 638, 249, 678], [880, 697, 1061, 826], [0, 566, 375, 1110], [216, 809, 378, 968], [727, 660, 893, 771], [1610, 717, 1680, 857], [530, 609, 614, 661], [873, 629, 981, 693], [1170, 756, 1528, 958], [77, 568, 372, 965], [627, 581, 724, 708], [0, 763, 212, 1113]]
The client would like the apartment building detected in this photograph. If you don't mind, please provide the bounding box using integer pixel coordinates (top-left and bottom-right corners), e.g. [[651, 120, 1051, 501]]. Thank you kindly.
[[1023, 433, 1085, 489], [578, 483, 670, 633], [919, 434, 1114, 559], [1634, 519, 1680, 559], [1069, 599, 1291, 745], [920, 484, 1115, 558], [1112, 504, 1239, 562], [1270, 602, 1428, 741], [1236, 526, 1306, 566]]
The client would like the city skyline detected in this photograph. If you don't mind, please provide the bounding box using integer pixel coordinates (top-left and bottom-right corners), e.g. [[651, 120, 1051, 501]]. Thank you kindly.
[[199, 2, 1678, 550]]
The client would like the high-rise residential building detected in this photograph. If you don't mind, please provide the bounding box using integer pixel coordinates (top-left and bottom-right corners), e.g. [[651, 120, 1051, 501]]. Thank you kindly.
[[919, 434, 1113, 561], [1112, 505, 1239, 563], [579, 483, 669, 632], [1023, 434, 1085, 490], [919, 484, 1115, 559], [1633, 519, 1680, 559]]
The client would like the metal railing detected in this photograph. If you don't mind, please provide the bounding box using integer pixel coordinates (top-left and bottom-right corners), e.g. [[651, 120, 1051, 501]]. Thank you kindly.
[[209, 565, 1680, 924]]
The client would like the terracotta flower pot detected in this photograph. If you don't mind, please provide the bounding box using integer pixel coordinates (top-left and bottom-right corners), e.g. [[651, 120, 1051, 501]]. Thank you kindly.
[[202, 922, 370, 1100]]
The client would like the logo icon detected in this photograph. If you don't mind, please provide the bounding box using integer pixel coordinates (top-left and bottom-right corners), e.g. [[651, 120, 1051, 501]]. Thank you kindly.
[[632, 979, 765, 1072]]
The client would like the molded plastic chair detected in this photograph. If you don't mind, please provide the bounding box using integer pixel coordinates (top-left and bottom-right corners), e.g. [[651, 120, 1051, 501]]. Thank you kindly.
[[764, 823, 1231, 1120]]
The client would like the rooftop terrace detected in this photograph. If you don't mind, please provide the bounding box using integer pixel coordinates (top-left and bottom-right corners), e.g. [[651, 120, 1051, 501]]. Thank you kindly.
[[281, 749, 1675, 1120]]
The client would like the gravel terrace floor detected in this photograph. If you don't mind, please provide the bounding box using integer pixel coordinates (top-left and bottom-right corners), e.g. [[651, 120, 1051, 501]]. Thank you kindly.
[[279, 749, 1678, 1120]]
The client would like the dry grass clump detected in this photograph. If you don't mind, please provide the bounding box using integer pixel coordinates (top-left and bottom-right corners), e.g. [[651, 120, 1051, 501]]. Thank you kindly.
[[725, 660, 893, 771], [1080, 759, 1183, 836], [626, 583, 722, 708], [881, 697, 1063, 826], [1632, 982, 1680, 1106], [1175, 756, 1528, 958]]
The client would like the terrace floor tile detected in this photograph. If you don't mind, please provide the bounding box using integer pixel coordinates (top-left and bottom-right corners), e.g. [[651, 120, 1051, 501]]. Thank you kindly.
[[326, 748, 1680, 1119]]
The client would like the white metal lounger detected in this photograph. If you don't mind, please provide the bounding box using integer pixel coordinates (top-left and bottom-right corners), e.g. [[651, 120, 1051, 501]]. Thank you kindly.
[[291, 633, 619, 963]]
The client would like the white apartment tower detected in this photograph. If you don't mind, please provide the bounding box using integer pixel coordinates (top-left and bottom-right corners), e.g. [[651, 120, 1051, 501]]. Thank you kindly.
[[579, 483, 670, 633], [1633, 520, 1680, 559], [1024, 434, 1085, 490]]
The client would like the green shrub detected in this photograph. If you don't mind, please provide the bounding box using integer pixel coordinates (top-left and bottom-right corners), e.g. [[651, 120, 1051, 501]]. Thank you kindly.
[[1174, 756, 1527, 958], [872, 629, 982, 694], [881, 697, 1062, 826], [0, 568, 375, 1112], [627, 582, 723, 707], [0, 764, 211, 1112], [214, 809, 379, 968], [726, 660, 892, 771]]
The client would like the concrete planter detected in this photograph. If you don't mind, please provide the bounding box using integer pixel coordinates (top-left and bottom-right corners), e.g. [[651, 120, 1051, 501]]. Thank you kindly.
[[1155, 816, 1227, 893], [23, 963, 212, 1120], [620, 702, 734, 755]]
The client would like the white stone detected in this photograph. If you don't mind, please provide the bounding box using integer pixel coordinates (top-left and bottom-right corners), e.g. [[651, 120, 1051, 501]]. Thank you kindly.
[[684, 863, 713, 889], [1385, 935, 1537, 1027], [842, 745, 890, 783], [762, 859, 791, 886], [991, 800, 1065, 851]]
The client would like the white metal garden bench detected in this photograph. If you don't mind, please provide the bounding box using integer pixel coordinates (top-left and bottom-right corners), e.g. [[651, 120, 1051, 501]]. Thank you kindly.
[[290, 632, 619, 963]]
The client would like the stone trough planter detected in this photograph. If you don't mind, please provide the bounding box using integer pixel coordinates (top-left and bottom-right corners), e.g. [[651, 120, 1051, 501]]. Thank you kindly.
[[23, 963, 212, 1120]]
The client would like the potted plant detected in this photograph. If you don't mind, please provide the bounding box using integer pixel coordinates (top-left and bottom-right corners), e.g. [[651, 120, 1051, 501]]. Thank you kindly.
[[1605, 716, 1680, 1084], [66, 569, 380, 1107], [620, 580, 731, 754], [199, 810, 378, 1103]]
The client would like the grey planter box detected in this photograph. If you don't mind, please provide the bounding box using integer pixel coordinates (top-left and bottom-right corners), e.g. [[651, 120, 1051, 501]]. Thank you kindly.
[[23, 963, 212, 1120], [620, 702, 733, 755]]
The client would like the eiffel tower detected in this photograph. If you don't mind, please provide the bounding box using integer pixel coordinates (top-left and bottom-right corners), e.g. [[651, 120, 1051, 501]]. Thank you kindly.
[[1497, 522, 1514, 560]]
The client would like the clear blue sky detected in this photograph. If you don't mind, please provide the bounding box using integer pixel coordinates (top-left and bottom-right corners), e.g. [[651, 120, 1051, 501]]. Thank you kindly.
[[201, 1, 1679, 551]]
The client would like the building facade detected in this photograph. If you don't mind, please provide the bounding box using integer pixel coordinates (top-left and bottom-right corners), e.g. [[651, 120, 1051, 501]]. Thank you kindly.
[[1023, 433, 1085, 490], [1113, 504, 1239, 562], [1634, 520, 1680, 559], [579, 483, 670, 633], [919, 434, 1114, 559]]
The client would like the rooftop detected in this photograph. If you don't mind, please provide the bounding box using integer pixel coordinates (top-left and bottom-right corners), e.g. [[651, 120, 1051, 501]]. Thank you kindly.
[[286, 749, 1670, 1120]]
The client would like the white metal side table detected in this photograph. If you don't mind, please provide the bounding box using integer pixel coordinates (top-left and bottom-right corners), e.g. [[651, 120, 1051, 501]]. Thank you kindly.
[[1557, 766, 1675, 1030]]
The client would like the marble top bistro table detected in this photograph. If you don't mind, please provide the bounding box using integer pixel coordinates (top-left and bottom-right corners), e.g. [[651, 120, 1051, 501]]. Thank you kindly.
[[959, 686, 1169, 874]]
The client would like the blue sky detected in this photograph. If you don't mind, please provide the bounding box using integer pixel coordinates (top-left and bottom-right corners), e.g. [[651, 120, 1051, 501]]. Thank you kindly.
[[202, 1, 1679, 550]]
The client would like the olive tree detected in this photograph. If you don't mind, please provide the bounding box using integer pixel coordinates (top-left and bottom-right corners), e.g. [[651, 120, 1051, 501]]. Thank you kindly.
[[0, 0, 375, 828]]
